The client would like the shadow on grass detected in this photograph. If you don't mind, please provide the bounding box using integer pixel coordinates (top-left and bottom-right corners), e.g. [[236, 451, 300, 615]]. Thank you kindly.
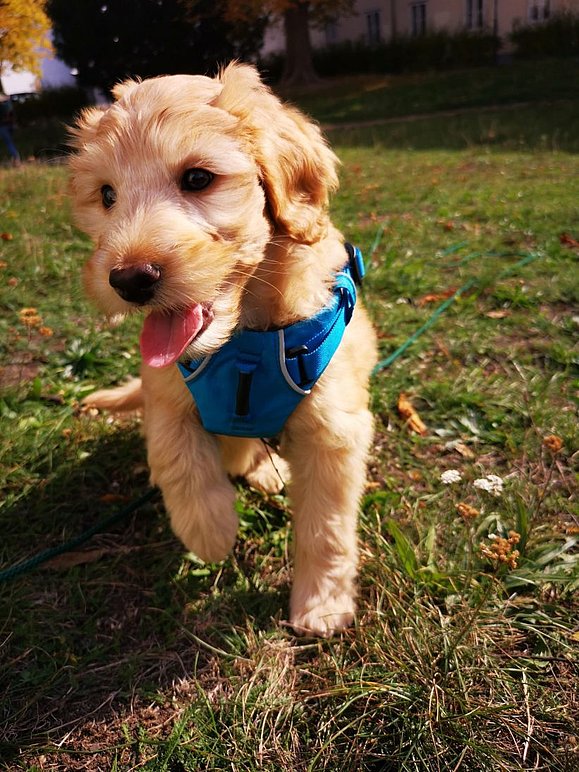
[[0, 427, 287, 757]]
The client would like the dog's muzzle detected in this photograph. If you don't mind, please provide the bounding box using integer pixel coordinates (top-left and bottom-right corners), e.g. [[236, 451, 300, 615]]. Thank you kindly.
[[109, 263, 161, 304]]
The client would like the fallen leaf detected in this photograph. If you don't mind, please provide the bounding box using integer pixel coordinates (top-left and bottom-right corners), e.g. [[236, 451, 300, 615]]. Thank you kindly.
[[1, 233, 13, 241], [435, 339, 451, 358], [485, 309, 511, 319], [44, 548, 109, 570], [560, 232, 579, 249], [99, 493, 130, 504], [454, 442, 476, 459], [397, 393, 427, 436], [417, 289, 456, 306]]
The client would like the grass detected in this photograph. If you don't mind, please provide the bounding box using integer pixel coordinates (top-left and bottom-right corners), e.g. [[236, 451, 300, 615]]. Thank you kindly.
[[1, 61, 578, 770], [283, 58, 579, 120]]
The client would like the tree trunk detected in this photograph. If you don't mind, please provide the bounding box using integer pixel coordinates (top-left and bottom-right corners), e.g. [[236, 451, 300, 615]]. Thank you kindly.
[[390, 0, 398, 39], [281, 2, 320, 86]]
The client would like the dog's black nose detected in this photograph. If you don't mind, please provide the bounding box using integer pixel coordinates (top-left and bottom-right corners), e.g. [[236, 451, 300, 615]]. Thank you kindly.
[[109, 264, 161, 304]]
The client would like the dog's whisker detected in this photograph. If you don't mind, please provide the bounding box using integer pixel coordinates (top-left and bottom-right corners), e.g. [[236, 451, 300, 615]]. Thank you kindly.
[[245, 278, 285, 298], [229, 270, 285, 298]]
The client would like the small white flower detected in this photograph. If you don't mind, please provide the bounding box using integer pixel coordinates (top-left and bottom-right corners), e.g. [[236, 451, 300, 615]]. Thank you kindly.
[[441, 469, 462, 485], [474, 474, 504, 497]]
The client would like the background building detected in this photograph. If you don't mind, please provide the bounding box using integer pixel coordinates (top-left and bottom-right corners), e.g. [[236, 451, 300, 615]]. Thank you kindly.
[[263, 0, 579, 53]]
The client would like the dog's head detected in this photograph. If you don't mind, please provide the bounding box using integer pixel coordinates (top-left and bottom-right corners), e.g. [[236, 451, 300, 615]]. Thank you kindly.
[[69, 63, 339, 366]]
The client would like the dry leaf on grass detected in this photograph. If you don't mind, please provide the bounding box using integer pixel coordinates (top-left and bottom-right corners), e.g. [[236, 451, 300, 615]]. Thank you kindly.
[[416, 289, 456, 306], [44, 548, 110, 570], [559, 232, 579, 249], [453, 441, 476, 459], [397, 393, 427, 435], [99, 493, 130, 504], [44, 544, 139, 570]]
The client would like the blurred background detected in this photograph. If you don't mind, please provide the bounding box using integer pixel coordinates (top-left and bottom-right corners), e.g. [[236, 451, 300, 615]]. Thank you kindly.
[[1, 0, 578, 160]]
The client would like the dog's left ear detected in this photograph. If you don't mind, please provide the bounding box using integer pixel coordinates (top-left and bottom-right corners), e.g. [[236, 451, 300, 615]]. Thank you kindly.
[[214, 63, 339, 244]]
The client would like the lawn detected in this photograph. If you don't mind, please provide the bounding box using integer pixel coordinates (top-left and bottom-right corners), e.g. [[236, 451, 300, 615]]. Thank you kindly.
[[283, 58, 579, 124], [0, 62, 578, 770]]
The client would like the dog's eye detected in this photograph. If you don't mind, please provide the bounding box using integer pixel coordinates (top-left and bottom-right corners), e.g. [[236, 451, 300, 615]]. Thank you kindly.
[[181, 168, 214, 192], [101, 185, 117, 209]]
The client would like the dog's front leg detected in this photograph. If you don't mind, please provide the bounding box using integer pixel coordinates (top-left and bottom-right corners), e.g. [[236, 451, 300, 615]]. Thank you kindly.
[[142, 366, 238, 563], [283, 395, 374, 638]]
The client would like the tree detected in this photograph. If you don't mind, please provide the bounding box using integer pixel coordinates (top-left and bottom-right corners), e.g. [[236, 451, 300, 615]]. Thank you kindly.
[[47, 0, 266, 93], [220, 0, 355, 84], [0, 0, 52, 81]]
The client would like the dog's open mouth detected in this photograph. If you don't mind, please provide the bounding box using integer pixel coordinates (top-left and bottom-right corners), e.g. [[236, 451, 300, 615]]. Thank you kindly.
[[140, 304, 213, 368]]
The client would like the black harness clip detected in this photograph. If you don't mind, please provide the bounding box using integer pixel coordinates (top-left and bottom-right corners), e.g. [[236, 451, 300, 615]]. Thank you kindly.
[[345, 242, 365, 286]]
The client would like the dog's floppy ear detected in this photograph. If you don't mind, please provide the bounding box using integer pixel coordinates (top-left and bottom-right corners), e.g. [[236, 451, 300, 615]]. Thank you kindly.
[[214, 63, 339, 244]]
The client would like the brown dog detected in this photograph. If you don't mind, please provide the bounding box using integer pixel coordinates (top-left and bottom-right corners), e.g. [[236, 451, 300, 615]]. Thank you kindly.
[[70, 63, 377, 637]]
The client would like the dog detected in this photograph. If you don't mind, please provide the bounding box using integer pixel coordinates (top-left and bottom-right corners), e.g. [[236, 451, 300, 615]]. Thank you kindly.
[[69, 62, 377, 637]]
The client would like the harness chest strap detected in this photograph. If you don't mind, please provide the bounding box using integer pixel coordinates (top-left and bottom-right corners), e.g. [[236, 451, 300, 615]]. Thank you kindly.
[[177, 244, 364, 438]]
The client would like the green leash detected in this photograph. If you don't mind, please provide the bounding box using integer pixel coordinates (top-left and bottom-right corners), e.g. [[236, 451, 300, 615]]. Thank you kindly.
[[372, 246, 541, 374], [372, 278, 477, 374], [0, 488, 158, 583]]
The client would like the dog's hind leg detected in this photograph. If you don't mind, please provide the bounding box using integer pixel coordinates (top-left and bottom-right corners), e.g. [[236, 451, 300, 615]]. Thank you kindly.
[[83, 377, 144, 412], [218, 436, 290, 494], [283, 402, 374, 638], [142, 368, 239, 564]]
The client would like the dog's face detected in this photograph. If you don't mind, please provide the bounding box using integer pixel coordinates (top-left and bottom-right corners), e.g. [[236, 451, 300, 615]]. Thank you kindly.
[[70, 63, 339, 365]]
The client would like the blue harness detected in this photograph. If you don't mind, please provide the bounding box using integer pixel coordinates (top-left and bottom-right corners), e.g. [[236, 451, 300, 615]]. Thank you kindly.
[[178, 243, 365, 438]]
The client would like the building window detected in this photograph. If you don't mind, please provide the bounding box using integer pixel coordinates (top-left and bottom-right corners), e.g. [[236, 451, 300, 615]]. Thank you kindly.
[[366, 10, 381, 44], [466, 0, 484, 29], [528, 0, 551, 22], [411, 3, 427, 36]]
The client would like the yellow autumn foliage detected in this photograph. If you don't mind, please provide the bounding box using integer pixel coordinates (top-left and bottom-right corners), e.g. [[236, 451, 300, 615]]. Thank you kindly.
[[0, 0, 53, 78]]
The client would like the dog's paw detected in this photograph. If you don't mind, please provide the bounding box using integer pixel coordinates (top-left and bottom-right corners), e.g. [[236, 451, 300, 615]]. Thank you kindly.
[[246, 451, 290, 494], [81, 378, 143, 412], [171, 487, 239, 564], [290, 593, 355, 638]]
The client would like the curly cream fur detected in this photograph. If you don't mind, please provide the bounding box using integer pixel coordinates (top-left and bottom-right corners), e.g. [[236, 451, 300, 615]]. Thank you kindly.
[[71, 62, 377, 637]]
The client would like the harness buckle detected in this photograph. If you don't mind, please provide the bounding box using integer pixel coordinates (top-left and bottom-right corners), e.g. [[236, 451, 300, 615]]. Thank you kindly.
[[345, 242, 365, 286], [235, 354, 260, 417], [286, 344, 309, 387]]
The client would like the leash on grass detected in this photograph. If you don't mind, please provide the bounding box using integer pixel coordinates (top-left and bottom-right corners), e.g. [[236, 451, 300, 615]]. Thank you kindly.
[[0, 488, 158, 583], [0, 239, 540, 584], [370, 235, 541, 374]]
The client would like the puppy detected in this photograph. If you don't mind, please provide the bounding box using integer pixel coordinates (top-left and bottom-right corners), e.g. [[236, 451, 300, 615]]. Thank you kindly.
[[70, 63, 377, 637]]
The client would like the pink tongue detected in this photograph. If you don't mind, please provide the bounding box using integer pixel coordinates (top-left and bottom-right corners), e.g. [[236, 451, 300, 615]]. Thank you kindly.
[[140, 306, 205, 368]]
